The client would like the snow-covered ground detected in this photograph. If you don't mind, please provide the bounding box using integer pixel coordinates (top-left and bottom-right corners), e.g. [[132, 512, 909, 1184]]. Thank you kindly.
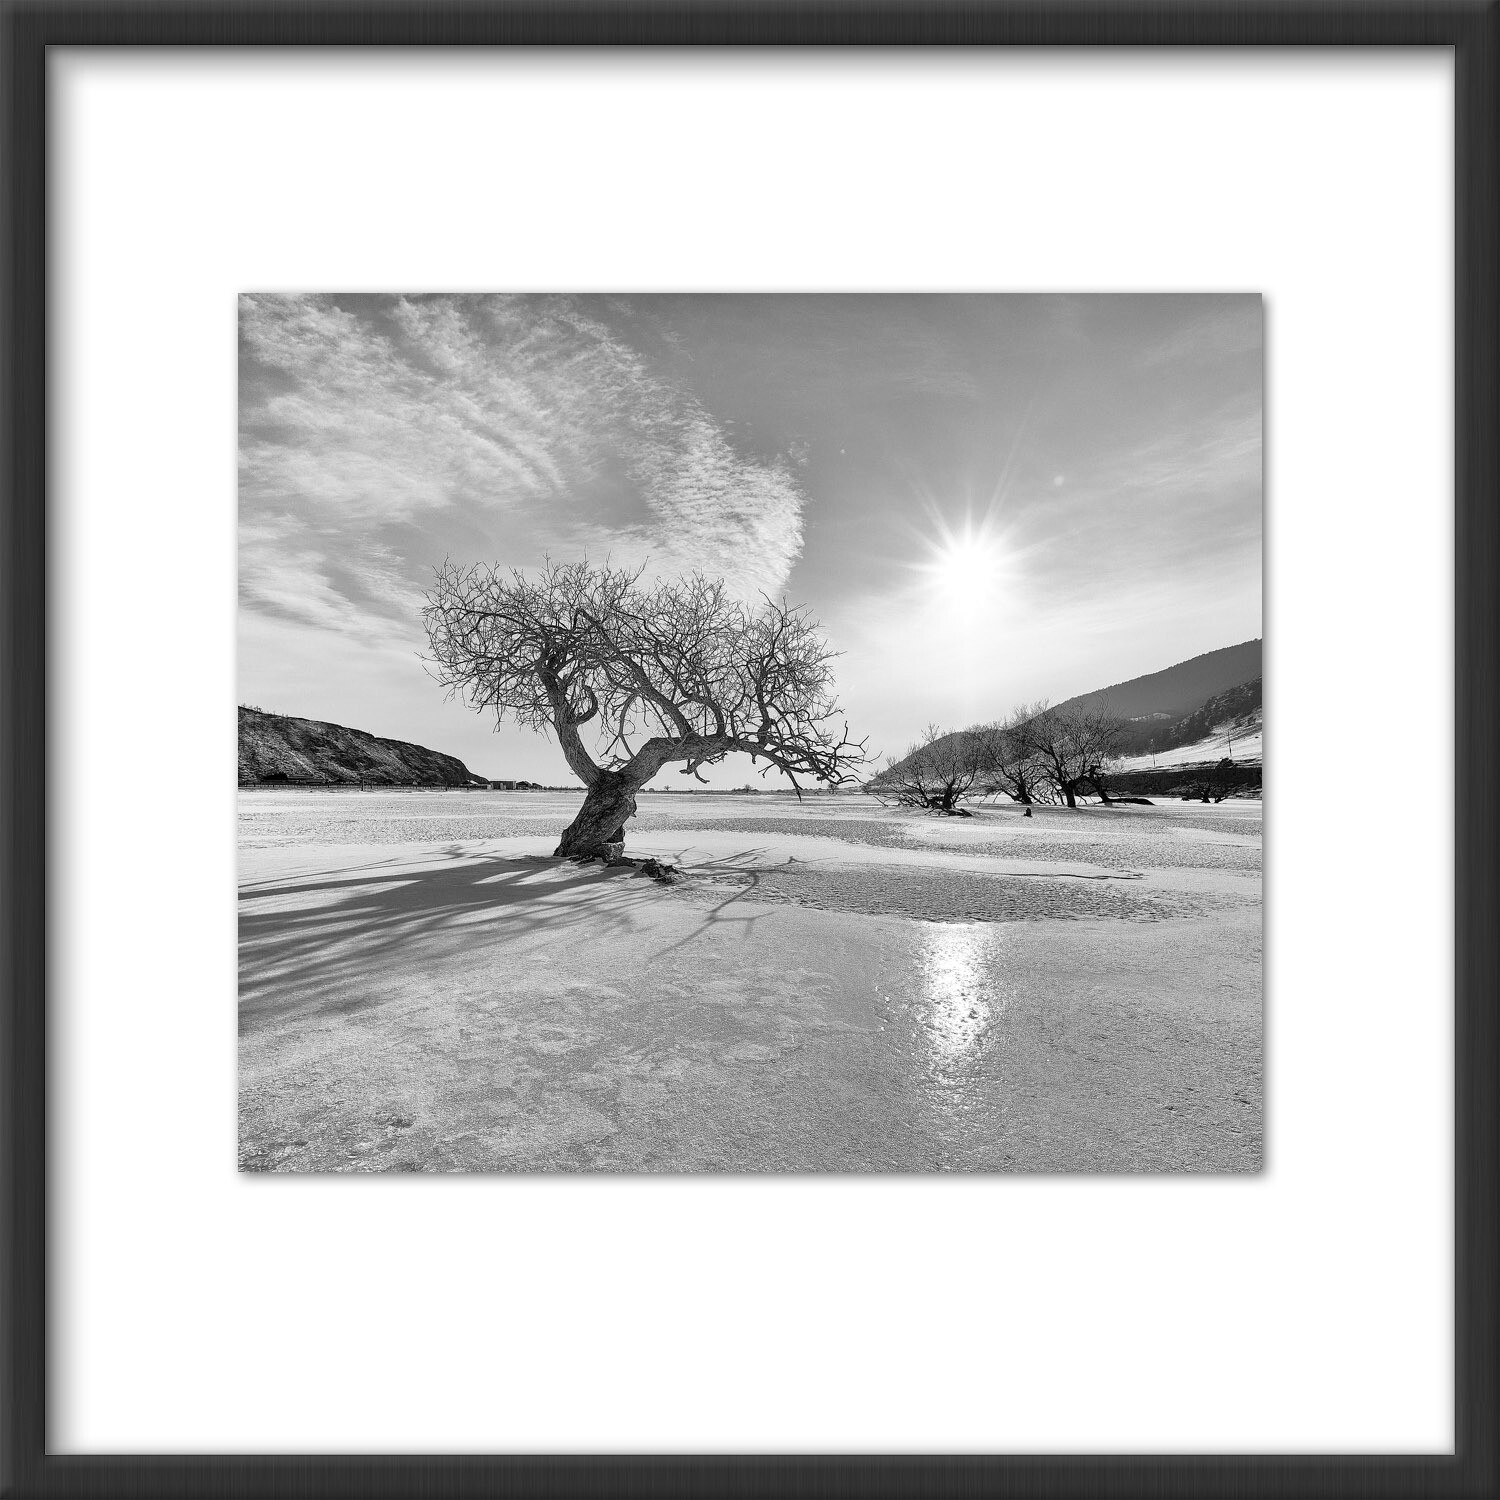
[[1115, 718, 1262, 771], [239, 789, 1262, 1174]]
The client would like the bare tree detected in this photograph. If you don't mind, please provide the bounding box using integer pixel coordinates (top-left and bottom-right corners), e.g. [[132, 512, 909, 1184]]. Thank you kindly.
[[867, 724, 986, 814], [1016, 701, 1128, 808], [424, 559, 866, 858], [973, 705, 1053, 806]]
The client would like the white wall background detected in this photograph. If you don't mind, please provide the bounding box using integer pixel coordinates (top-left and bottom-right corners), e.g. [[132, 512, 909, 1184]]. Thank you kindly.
[[49, 49, 1453, 1453]]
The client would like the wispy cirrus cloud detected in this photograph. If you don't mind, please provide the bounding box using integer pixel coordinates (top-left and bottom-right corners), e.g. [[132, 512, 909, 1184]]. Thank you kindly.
[[238, 293, 808, 643], [902, 393, 1263, 634], [1138, 298, 1262, 369]]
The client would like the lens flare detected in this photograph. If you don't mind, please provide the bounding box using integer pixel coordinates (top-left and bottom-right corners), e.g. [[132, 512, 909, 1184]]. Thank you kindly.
[[922, 521, 1009, 615]]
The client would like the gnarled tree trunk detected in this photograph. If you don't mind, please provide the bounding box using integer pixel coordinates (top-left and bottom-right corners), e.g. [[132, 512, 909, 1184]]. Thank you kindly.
[[554, 771, 642, 859]]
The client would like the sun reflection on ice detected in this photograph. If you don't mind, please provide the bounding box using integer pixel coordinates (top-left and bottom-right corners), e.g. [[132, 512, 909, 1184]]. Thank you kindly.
[[914, 922, 1004, 1068]]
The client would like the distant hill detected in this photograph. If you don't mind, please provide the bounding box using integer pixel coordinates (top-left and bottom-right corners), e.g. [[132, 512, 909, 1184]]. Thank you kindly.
[[1056, 639, 1261, 724], [869, 639, 1264, 789], [238, 707, 479, 787], [1158, 676, 1261, 751], [1114, 676, 1262, 768]]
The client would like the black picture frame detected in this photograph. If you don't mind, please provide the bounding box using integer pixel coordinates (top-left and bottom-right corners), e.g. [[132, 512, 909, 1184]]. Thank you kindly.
[[3, 4, 1495, 1496]]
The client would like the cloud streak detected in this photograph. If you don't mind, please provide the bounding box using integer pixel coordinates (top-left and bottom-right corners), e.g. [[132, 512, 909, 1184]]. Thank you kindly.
[[239, 293, 808, 643]]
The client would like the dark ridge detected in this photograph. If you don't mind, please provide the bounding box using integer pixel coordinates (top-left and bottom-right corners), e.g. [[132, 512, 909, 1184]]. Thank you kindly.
[[238, 706, 479, 788], [1055, 639, 1262, 724]]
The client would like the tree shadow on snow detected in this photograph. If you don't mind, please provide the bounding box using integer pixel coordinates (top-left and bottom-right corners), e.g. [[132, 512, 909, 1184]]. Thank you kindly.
[[238, 852, 663, 1027]]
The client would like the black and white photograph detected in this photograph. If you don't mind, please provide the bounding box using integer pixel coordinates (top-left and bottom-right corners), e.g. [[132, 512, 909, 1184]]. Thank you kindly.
[[238, 292, 1263, 1174]]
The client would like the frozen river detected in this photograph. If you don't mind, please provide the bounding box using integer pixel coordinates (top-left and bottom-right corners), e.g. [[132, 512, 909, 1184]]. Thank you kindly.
[[239, 790, 1263, 1173]]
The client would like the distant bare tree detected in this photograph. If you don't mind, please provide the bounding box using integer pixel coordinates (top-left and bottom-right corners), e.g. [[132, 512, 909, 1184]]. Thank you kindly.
[[1016, 701, 1128, 808], [425, 559, 866, 859], [867, 724, 985, 814], [974, 705, 1053, 806]]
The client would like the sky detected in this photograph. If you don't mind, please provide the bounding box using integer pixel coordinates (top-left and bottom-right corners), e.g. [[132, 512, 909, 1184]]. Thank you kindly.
[[239, 293, 1262, 787]]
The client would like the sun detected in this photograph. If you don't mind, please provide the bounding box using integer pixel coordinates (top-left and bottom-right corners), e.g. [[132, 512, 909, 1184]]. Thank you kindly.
[[938, 536, 1001, 596], [927, 526, 1007, 611]]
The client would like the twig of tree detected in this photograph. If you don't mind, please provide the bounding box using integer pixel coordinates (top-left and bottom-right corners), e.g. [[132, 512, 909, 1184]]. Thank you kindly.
[[973, 705, 1053, 806], [1012, 700, 1128, 808], [423, 558, 867, 859], [868, 699, 1130, 814], [867, 724, 986, 813]]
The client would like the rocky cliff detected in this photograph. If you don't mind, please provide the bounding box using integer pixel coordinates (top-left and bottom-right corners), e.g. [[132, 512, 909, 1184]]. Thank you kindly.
[[238, 707, 478, 787]]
